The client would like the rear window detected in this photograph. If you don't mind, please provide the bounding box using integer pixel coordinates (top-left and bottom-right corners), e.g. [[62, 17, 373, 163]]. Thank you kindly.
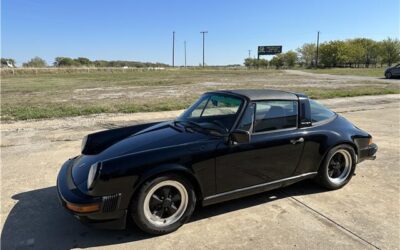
[[309, 99, 335, 123]]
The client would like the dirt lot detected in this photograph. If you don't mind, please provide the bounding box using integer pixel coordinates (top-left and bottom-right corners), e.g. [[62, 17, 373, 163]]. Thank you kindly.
[[1, 94, 399, 250]]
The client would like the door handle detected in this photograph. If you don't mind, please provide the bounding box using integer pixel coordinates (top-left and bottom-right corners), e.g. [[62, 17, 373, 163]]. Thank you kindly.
[[290, 137, 304, 144]]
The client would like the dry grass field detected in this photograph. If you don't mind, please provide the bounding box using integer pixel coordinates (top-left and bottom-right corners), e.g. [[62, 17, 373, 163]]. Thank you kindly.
[[1, 68, 399, 121]]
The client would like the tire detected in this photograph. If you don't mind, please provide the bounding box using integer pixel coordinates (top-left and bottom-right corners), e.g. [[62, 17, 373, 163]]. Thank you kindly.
[[385, 72, 392, 79], [316, 144, 356, 190], [130, 174, 196, 235]]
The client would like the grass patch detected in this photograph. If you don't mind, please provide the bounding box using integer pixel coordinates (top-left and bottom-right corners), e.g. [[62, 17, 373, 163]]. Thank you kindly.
[[1, 100, 195, 121], [301, 68, 386, 77]]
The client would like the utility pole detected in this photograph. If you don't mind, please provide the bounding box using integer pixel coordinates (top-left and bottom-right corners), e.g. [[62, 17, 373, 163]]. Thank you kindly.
[[184, 41, 187, 68], [172, 31, 175, 67], [248, 50, 251, 58], [200, 31, 208, 67], [316, 31, 320, 68]]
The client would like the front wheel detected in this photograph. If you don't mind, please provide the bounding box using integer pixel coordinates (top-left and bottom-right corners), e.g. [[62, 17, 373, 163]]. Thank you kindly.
[[385, 72, 392, 79], [316, 145, 356, 190], [130, 174, 196, 235]]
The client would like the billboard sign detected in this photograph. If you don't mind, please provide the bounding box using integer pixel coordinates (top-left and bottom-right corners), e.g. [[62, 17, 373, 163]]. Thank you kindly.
[[258, 46, 282, 55]]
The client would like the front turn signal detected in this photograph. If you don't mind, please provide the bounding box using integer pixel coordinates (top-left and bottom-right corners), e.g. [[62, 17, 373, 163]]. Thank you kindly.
[[368, 137, 373, 145], [66, 202, 100, 213]]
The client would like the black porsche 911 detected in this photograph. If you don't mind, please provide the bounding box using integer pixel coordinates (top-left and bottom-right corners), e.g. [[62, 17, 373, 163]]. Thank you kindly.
[[57, 89, 377, 234]]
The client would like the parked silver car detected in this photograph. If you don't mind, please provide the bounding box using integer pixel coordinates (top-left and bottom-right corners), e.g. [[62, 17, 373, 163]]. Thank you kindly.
[[385, 64, 400, 79]]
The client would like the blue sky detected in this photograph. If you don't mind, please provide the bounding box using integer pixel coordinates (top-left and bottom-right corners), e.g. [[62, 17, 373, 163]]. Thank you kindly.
[[1, 0, 399, 66]]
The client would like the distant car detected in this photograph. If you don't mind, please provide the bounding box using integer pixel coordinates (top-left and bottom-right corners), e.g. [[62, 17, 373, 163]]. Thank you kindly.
[[385, 64, 400, 78], [57, 89, 378, 235]]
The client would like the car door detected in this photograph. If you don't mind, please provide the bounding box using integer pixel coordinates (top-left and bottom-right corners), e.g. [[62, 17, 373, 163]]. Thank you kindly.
[[215, 100, 305, 193]]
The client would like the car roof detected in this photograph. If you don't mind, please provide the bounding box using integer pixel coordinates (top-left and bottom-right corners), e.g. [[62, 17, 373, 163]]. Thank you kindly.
[[209, 89, 300, 101]]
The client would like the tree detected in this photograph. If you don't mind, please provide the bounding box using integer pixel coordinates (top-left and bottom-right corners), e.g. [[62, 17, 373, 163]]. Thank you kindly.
[[1, 58, 16, 67], [93, 60, 108, 67], [258, 58, 268, 68], [351, 38, 379, 67], [379, 38, 400, 66], [345, 39, 364, 67], [244, 58, 267, 69], [270, 54, 284, 69], [297, 43, 316, 67], [244, 58, 253, 68], [284, 51, 297, 68], [54, 57, 77, 67], [319, 40, 348, 67], [75, 57, 91, 66], [22, 57, 47, 67]]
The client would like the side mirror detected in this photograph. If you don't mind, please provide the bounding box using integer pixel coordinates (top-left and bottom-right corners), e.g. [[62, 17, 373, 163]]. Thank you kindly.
[[229, 129, 250, 144]]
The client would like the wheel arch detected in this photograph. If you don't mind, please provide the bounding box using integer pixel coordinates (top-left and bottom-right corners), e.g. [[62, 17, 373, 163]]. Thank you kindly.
[[131, 164, 204, 204], [318, 140, 358, 171]]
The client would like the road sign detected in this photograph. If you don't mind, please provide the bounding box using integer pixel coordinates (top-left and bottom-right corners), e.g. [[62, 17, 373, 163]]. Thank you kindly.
[[258, 46, 282, 55]]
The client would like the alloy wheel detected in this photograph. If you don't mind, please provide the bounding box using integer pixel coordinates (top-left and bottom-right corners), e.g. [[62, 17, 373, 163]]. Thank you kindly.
[[327, 149, 352, 185], [143, 180, 188, 227]]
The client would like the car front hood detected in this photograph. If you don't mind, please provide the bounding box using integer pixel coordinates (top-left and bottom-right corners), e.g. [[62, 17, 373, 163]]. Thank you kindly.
[[71, 123, 212, 185]]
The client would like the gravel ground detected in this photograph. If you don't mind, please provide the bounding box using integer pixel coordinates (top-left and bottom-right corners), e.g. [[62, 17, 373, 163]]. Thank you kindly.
[[1, 94, 399, 250]]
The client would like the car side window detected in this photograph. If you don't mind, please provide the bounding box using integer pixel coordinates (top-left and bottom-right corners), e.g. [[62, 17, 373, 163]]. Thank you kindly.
[[254, 100, 298, 133], [309, 99, 335, 123], [237, 103, 255, 131]]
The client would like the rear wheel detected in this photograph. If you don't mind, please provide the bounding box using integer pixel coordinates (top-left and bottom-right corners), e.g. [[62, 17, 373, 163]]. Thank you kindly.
[[385, 72, 392, 79], [130, 174, 196, 235], [316, 145, 356, 190]]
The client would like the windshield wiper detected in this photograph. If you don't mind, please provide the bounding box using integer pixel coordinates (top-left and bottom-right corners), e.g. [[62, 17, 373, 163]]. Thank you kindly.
[[173, 120, 196, 133], [174, 120, 225, 136]]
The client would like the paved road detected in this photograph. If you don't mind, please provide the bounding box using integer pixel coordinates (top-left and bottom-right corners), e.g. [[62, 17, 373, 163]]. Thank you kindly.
[[1, 95, 399, 249], [284, 70, 397, 83]]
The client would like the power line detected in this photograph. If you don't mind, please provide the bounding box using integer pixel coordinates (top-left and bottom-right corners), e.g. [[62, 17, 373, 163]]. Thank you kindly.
[[184, 40, 187, 68], [172, 31, 175, 67], [200, 31, 208, 67], [316, 31, 320, 68]]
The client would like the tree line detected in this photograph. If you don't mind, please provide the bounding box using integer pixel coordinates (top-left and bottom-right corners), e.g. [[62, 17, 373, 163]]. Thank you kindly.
[[0, 57, 169, 68], [53, 57, 169, 68], [245, 37, 400, 69], [2, 37, 399, 69]]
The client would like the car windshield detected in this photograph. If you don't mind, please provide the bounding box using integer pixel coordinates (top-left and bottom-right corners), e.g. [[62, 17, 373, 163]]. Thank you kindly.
[[176, 93, 244, 135]]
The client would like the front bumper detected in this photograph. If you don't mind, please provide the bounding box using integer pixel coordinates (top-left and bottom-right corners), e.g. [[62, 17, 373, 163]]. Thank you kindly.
[[358, 143, 378, 162], [57, 159, 127, 230]]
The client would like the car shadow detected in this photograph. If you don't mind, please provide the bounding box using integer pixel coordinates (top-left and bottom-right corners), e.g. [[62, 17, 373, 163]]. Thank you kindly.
[[1, 180, 327, 249], [379, 76, 400, 80]]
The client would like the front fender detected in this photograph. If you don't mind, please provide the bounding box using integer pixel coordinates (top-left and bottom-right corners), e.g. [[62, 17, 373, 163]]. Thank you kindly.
[[132, 163, 203, 198]]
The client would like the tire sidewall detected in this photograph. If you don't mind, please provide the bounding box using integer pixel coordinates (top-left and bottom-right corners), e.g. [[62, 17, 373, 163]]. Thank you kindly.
[[318, 144, 356, 190], [131, 174, 196, 235], [386, 72, 392, 79]]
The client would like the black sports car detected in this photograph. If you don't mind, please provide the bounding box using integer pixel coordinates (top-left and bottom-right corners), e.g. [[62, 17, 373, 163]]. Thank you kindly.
[[57, 89, 378, 234]]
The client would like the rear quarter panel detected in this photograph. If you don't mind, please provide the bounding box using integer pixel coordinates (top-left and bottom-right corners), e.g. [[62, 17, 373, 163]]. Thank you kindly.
[[293, 114, 370, 175]]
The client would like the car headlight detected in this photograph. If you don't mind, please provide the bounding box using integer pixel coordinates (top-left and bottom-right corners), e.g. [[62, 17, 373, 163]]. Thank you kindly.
[[87, 163, 100, 190], [81, 135, 88, 152]]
